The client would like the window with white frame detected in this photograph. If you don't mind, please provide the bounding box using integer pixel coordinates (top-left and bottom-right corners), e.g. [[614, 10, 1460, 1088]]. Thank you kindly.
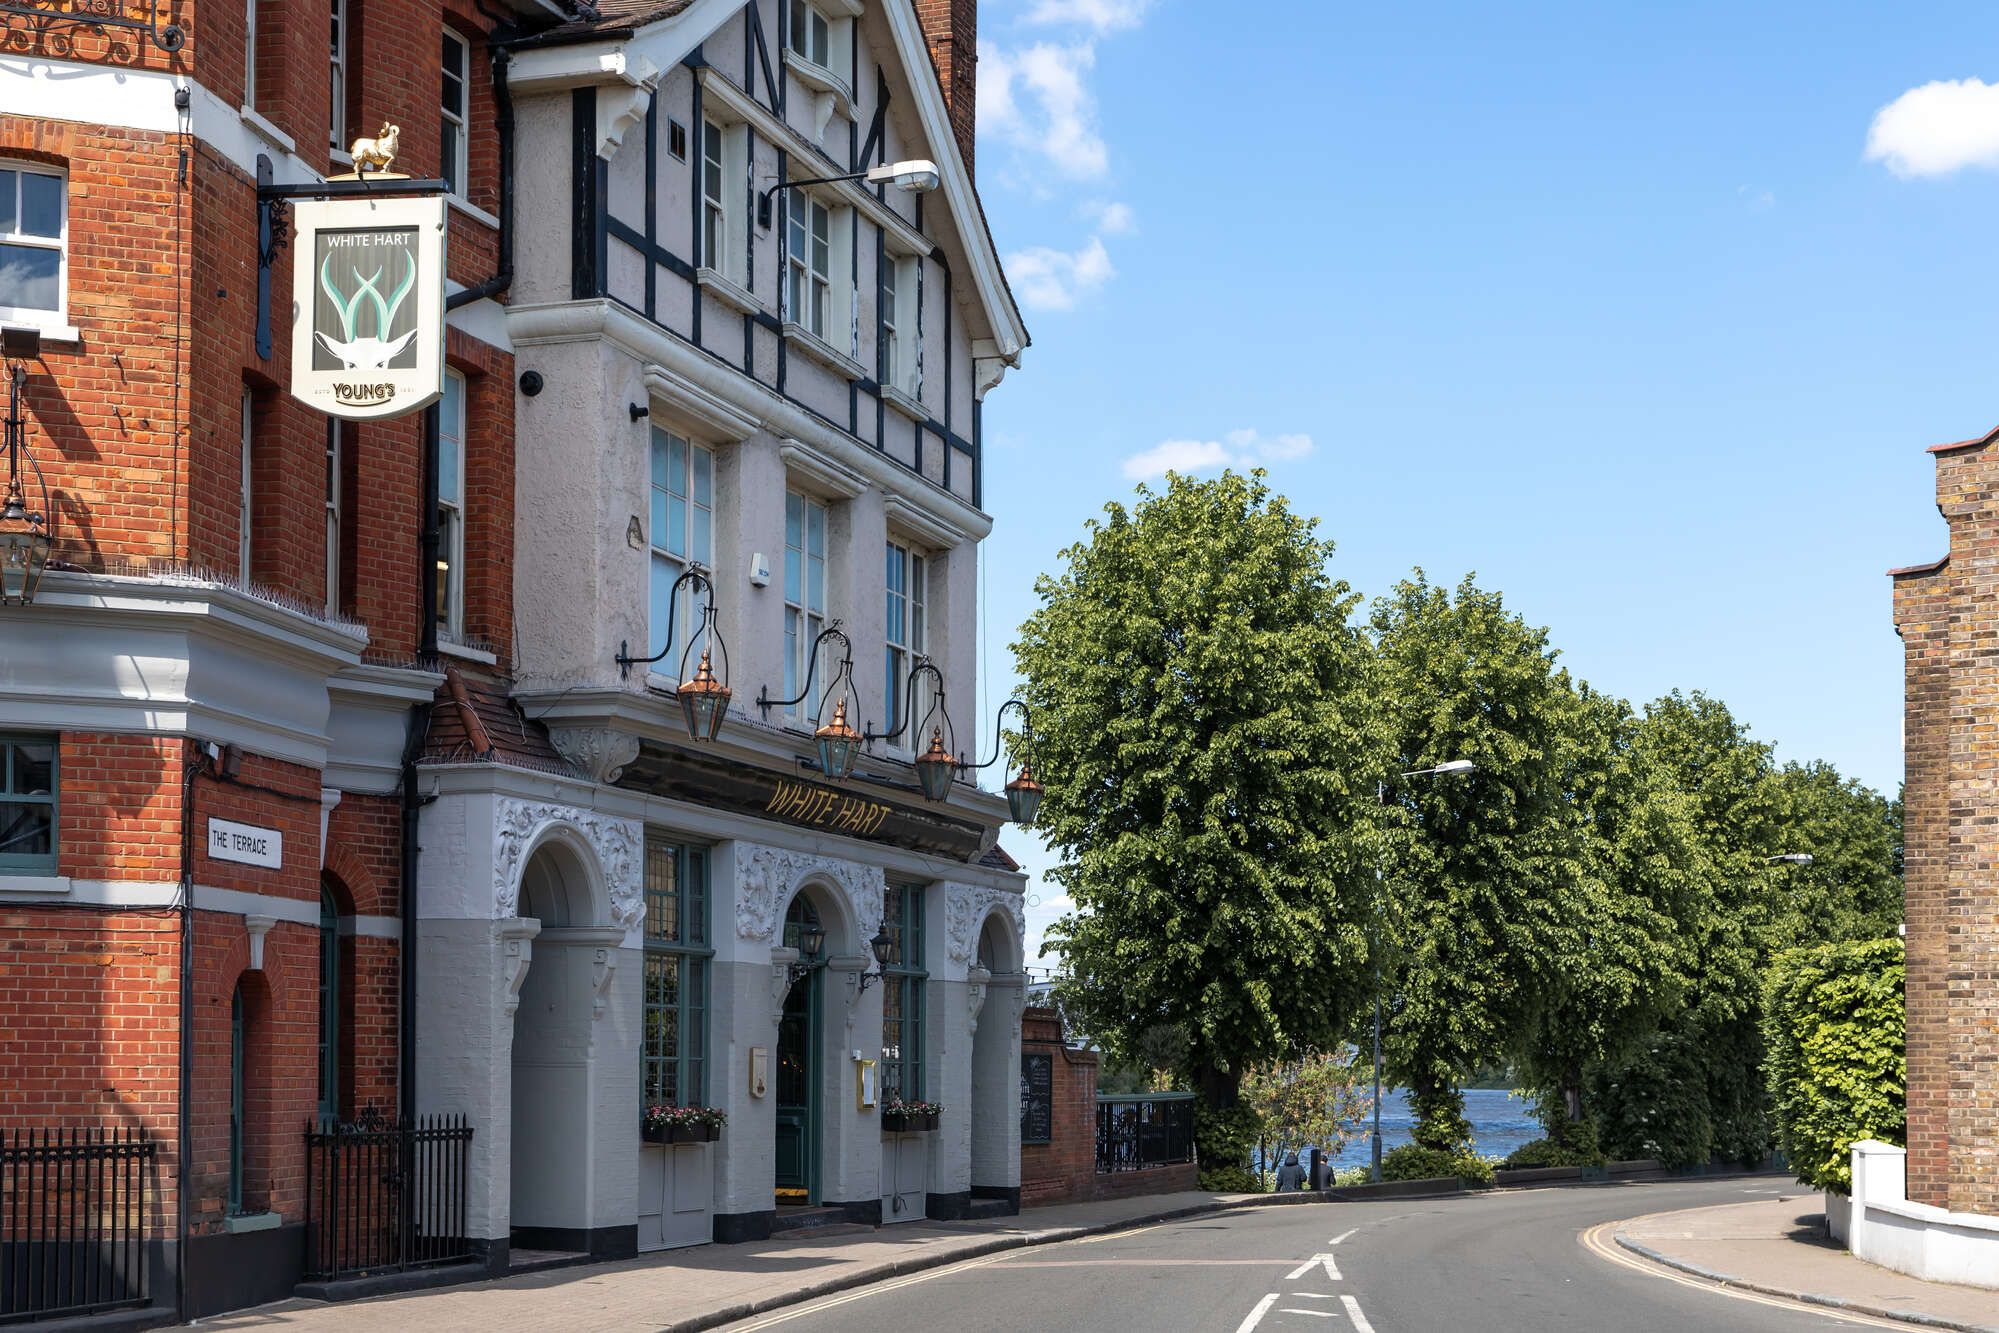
[[879, 255, 918, 394], [649, 427, 714, 672], [0, 164, 66, 329], [696, 119, 748, 287], [884, 539, 930, 750], [785, 192, 831, 340], [701, 121, 726, 271], [783, 490, 828, 724], [436, 370, 466, 642], [238, 389, 254, 585], [329, 0, 348, 149], [787, 0, 830, 67], [440, 29, 469, 198], [324, 419, 342, 614]]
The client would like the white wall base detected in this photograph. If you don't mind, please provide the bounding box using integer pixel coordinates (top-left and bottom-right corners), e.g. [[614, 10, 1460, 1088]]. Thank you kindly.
[[1840, 1139, 1999, 1289]]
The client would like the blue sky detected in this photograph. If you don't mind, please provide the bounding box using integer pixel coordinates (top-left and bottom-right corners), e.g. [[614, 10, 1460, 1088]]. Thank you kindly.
[[964, 0, 1999, 967]]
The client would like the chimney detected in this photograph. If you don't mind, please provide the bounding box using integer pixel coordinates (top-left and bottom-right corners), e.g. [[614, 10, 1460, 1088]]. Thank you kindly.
[[916, 0, 977, 176]]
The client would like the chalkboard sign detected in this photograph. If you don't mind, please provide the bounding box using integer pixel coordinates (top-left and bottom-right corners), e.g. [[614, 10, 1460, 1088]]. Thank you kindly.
[[1021, 1052, 1053, 1144]]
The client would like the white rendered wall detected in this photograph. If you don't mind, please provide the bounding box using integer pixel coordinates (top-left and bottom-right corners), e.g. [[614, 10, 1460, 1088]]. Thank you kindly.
[[1840, 1139, 1999, 1289]]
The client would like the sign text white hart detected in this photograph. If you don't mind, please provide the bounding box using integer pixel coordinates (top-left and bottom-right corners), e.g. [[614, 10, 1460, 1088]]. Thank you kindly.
[[208, 818, 283, 870], [289, 194, 447, 421]]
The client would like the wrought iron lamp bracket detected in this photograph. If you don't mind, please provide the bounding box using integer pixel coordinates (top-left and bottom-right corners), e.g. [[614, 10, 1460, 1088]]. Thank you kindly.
[[616, 566, 725, 681], [0, 0, 186, 54], [864, 658, 949, 751], [757, 622, 853, 719], [965, 698, 1032, 774]]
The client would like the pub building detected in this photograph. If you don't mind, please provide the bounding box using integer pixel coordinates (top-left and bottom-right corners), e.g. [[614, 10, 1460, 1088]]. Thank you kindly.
[[423, 0, 1034, 1254], [0, 0, 1030, 1320]]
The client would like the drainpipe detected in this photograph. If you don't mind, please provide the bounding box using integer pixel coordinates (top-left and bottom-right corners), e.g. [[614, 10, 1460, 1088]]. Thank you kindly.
[[174, 750, 202, 1323], [445, 46, 514, 312]]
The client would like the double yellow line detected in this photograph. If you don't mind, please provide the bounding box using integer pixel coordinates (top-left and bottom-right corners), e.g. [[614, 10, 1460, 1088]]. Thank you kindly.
[[1578, 1220, 1903, 1328]]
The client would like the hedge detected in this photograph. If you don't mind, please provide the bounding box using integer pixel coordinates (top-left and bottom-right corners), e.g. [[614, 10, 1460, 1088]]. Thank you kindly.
[[1763, 937, 1904, 1194]]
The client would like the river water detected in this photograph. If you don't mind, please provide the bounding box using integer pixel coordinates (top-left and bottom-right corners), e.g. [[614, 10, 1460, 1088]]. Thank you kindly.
[[1260, 1087, 1541, 1172]]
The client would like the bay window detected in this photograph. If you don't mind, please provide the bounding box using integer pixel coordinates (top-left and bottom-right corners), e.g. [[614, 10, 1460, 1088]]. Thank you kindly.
[[884, 539, 929, 750], [649, 427, 714, 672], [785, 192, 832, 340], [784, 490, 829, 724]]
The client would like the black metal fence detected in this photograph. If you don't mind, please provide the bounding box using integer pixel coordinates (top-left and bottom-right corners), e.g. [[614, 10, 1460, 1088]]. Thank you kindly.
[[303, 1115, 473, 1281], [1, 1127, 156, 1324], [1095, 1094, 1196, 1173]]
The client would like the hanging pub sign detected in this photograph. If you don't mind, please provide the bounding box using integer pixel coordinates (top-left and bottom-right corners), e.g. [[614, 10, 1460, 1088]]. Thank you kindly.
[[288, 194, 447, 420]]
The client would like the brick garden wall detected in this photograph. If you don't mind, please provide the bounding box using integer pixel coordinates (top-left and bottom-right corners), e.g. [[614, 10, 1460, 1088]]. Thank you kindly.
[[1017, 1007, 1197, 1208]]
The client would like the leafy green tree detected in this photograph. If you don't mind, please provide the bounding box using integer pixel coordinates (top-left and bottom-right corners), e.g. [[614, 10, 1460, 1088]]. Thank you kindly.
[[1015, 472, 1382, 1179], [1761, 762, 1903, 950], [1764, 937, 1905, 1193], [1368, 573, 1584, 1152], [1510, 684, 1700, 1142], [1243, 1051, 1370, 1161]]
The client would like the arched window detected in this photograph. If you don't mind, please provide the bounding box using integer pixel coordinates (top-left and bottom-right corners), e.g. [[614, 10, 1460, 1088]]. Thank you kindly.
[[318, 884, 340, 1121]]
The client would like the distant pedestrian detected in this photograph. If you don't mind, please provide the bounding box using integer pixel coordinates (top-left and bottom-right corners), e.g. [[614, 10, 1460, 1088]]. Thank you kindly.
[[1275, 1151, 1306, 1191]]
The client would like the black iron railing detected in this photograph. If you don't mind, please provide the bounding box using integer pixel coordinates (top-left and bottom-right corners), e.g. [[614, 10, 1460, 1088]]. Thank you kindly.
[[1095, 1094, 1196, 1174], [303, 1116, 473, 1281], [1, 1127, 155, 1324]]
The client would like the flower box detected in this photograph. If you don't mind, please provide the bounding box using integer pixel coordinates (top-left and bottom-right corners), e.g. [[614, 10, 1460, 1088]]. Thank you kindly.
[[881, 1110, 940, 1133], [643, 1121, 719, 1145]]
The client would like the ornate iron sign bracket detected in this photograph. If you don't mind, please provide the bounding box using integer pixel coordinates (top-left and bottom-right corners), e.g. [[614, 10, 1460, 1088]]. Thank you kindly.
[[253, 154, 448, 360], [0, 0, 186, 55]]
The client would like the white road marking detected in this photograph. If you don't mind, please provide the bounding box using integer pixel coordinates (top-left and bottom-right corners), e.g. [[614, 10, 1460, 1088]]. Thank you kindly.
[[1342, 1294, 1378, 1333], [1285, 1292, 1337, 1299], [1278, 1310, 1339, 1318], [1234, 1293, 1280, 1333], [1328, 1228, 1357, 1246], [1284, 1253, 1343, 1281]]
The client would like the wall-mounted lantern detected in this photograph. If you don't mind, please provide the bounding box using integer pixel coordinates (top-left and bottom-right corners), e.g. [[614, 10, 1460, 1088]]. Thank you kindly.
[[759, 623, 864, 780], [966, 699, 1042, 826], [0, 327, 50, 607], [616, 567, 732, 743], [867, 659, 955, 804], [855, 926, 894, 995]]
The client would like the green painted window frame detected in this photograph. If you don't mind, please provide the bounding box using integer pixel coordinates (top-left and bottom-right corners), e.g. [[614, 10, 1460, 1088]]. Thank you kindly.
[[0, 734, 57, 874], [880, 883, 925, 1102], [642, 837, 712, 1109]]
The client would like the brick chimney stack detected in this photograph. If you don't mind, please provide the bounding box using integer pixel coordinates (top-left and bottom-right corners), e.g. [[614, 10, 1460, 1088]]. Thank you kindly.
[[916, 0, 977, 176]]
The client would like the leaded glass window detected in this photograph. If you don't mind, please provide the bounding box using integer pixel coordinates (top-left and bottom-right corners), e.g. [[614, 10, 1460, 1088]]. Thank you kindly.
[[642, 838, 711, 1108]]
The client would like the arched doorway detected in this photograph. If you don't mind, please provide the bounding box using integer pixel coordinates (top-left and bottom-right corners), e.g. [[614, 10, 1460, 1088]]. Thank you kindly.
[[509, 835, 603, 1252], [970, 916, 1018, 1200], [774, 894, 822, 1205]]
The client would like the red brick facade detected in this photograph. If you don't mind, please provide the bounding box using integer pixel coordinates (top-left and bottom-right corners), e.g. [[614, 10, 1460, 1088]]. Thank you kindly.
[[914, 0, 977, 176], [1017, 1007, 1197, 1207], [1893, 429, 1999, 1217], [2, 0, 513, 1312]]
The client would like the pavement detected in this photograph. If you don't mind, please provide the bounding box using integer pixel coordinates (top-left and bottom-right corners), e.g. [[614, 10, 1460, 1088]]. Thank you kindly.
[[1609, 1191, 1999, 1333], [187, 1179, 1999, 1332]]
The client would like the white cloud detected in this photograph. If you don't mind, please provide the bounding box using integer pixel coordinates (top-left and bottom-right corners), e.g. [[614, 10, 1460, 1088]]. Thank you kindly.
[[1023, 0, 1153, 34], [978, 39, 1108, 180], [1866, 78, 1999, 177], [1121, 429, 1317, 480], [1004, 236, 1115, 310], [1084, 199, 1136, 234], [1737, 185, 1775, 212]]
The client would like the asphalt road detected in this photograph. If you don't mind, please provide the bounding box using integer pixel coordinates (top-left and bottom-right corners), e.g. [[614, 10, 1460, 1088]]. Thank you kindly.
[[722, 1179, 1892, 1332]]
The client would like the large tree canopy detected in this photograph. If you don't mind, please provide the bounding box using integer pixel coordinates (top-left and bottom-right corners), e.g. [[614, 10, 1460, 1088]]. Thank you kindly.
[[1015, 472, 1381, 1159]]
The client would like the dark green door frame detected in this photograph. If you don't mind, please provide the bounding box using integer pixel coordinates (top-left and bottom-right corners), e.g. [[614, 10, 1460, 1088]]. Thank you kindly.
[[774, 969, 821, 1203]]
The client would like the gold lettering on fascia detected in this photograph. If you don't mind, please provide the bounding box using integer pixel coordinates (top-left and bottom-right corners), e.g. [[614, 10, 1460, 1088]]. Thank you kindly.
[[766, 780, 891, 836]]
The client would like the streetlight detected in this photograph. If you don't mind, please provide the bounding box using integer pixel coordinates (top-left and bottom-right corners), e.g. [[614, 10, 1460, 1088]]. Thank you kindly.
[[1371, 758, 1477, 1183], [1765, 853, 1814, 866], [757, 160, 941, 229]]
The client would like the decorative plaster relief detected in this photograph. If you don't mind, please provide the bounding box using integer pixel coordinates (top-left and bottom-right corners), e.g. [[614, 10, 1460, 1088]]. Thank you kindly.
[[498, 920, 538, 1017], [945, 883, 1026, 967], [735, 843, 886, 948], [493, 799, 644, 933], [590, 946, 617, 1020], [547, 725, 641, 786]]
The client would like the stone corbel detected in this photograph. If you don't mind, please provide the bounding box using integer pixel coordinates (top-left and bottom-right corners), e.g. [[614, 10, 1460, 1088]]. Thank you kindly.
[[596, 54, 662, 160], [825, 954, 867, 1037], [770, 945, 800, 1026], [967, 964, 991, 1035], [499, 918, 541, 1017], [590, 946, 617, 1020], [245, 916, 277, 972], [547, 725, 641, 786]]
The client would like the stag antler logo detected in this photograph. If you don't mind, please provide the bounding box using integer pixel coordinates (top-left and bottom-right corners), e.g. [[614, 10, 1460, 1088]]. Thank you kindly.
[[316, 248, 419, 370]]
